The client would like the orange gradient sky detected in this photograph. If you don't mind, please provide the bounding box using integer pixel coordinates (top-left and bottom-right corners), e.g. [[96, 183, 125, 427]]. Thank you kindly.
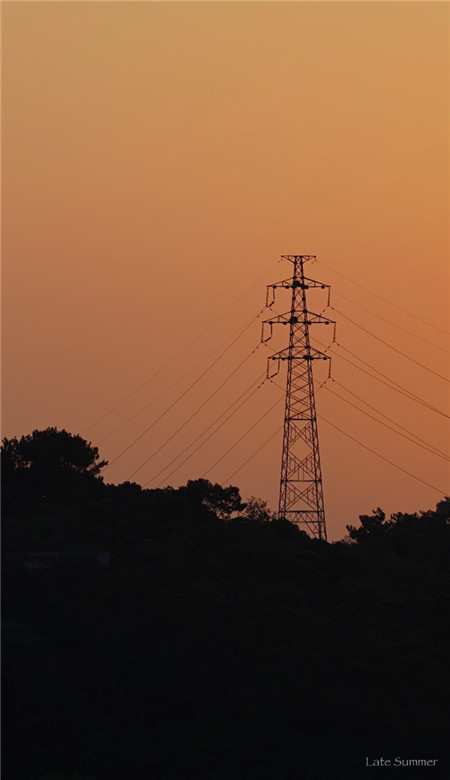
[[2, 1, 449, 540]]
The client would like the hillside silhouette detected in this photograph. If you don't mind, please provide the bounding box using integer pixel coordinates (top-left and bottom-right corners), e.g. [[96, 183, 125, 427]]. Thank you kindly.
[[2, 428, 450, 780]]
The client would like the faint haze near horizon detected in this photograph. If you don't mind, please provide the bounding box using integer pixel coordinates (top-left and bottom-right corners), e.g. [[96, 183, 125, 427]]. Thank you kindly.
[[2, 1, 449, 540]]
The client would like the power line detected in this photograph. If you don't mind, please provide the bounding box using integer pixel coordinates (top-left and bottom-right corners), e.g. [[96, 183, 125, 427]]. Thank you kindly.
[[84, 259, 282, 433], [331, 307, 450, 383], [319, 413, 448, 495], [127, 342, 262, 481], [222, 374, 330, 487], [329, 341, 450, 419], [98, 314, 262, 445], [331, 379, 449, 459], [224, 374, 331, 486], [202, 396, 283, 478], [332, 291, 449, 354], [269, 376, 448, 493], [311, 330, 449, 417], [105, 310, 263, 471], [224, 425, 283, 484], [149, 374, 267, 488], [317, 259, 449, 336], [324, 384, 449, 462]]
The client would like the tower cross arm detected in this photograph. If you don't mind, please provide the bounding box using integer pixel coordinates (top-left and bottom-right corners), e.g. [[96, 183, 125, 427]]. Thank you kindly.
[[266, 277, 330, 307], [281, 254, 316, 263], [269, 346, 331, 362], [262, 311, 335, 327], [303, 276, 330, 290], [303, 311, 336, 326]]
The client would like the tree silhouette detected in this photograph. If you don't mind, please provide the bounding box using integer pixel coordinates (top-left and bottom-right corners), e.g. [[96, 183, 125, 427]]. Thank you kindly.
[[2, 427, 107, 510], [2, 427, 107, 477], [239, 496, 277, 523], [346, 506, 386, 542], [2, 427, 450, 780], [178, 478, 246, 520]]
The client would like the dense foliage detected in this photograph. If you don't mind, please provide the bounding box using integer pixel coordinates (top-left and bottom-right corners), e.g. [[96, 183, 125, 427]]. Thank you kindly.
[[2, 429, 450, 779]]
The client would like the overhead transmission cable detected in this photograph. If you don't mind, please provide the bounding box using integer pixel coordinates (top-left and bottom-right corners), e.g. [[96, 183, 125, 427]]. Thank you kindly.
[[316, 259, 449, 336], [85, 258, 282, 433], [224, 425, 283, 483], [328, 341, 450, 419], [219, 375, 330, 485], [330, 379, 449, 459], [269, 377, 448, 495], [147, 373, 267, 488], [330, 307, 450, 383], [225, 374, 332, 485], [105, 310, 263, 471], [333, 291, 449, 354], [127, 343, 262, 482], [202, 396, 283, 479], [319, 414, 448, 496], [310, 332, 450, 419], [324, 384, 449, 462], [98, 312, 266, 445], [154, 341, 331, 488]]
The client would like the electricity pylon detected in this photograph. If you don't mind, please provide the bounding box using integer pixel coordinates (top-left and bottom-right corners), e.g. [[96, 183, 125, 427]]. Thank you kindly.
[[262, 255, 334, 540]]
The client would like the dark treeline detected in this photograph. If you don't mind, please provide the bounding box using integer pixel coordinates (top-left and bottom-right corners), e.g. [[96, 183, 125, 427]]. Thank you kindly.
[[2, 428, 450, 780]]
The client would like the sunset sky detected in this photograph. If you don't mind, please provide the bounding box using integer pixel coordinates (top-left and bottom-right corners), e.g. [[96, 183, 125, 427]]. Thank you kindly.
[[2, 1, 449, 540]]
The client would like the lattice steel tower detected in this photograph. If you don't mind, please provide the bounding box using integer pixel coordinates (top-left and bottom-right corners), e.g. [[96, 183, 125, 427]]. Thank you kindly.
[[262, 255, 334, 540]]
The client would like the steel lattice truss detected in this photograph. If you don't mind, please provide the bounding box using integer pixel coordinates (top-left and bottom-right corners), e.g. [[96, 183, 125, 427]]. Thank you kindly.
[[262, 255, 334, 540]]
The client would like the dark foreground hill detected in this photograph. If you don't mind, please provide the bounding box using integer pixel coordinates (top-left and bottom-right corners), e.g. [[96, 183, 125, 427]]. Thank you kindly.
[[2, 429, 450, 779]]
